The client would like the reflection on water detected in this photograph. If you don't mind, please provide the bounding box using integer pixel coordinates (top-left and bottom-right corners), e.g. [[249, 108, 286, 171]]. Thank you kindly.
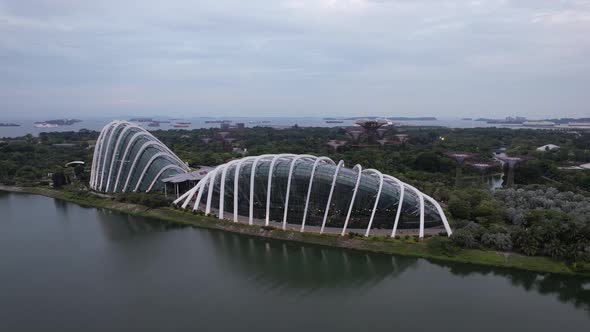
[[86, 203, 590, 311], [434, 260, 590, 313], [1, 192, 589, 331], [93, 208, 170, 241], [205, 230, 417, 293]]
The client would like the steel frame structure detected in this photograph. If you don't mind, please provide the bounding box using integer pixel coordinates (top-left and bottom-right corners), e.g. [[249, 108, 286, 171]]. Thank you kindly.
[[174, 154, 452, 238], [90, 121, 190, 193]]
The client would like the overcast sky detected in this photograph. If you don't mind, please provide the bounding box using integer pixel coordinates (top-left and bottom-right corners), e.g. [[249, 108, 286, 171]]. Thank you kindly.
[[1, 0, 589, 119]]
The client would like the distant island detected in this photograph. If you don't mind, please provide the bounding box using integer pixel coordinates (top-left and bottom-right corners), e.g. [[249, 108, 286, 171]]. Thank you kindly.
[[323, 116, 437, 121], [387, 117, 436, 121], [128, 117, 153, 122], [0, 123, 20, 127], [35, 119, 82, 126], [475, 117, 590, 127]]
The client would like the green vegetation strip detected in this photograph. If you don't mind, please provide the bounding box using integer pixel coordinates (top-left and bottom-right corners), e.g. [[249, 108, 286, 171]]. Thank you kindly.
[[0, 186, 584, 277]]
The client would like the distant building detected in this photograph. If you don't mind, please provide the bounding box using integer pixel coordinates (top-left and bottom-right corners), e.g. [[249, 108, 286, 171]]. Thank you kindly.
[[536, 144, 560, 151], [523, 121, 556, 127], [568, 122, 590, 127]]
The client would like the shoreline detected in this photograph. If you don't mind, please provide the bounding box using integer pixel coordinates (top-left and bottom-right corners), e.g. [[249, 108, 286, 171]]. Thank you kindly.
[[1, 185, 587, 277]]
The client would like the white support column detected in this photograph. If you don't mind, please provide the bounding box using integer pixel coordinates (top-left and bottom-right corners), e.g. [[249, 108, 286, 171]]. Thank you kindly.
[[402, 183, 425, 238], [105, 124, 140, 192], [320, 160, 344, 234], [363, 169, 384, 237], [384, 175, 405, 238], [341, 164, 362, 236], [99, 121, 122, 191], [265, 154, 296, 226], [301, 157, 335, 232], [249, 155, 273, 225], [91, 122, 111, 189], [93, 121, 118, 189], [219, 161, 238, 219], [423, 194, 452, 236], [133, 152, 171, 192], [179, 183, 200, 209], [205, 168, 219, 214], [113, 131, 149, 192], [146, 165, 185, 192], [174, 183, 196, 205], [90, 122, 111, 189], [193, 174, 210, 212], [112, 130, 189, 192], [233, 157, 256, 223], [121, 141, 160, 192], [419, 194, 425, 238], [282, 155, 316, 230], [182, 182, 201, 208]]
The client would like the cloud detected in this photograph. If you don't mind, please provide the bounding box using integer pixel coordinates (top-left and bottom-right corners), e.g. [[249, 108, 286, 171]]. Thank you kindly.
[[0, 0, 588, 118]]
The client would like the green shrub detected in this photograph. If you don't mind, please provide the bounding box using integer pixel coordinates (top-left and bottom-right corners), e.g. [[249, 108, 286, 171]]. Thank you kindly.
[[451, 228, 479, 248], [427, 237, 459, 256]]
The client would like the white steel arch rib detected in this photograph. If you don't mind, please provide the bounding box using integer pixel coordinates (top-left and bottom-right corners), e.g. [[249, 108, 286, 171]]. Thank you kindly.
[[194, 176, 209, 212], [133, 152, 177, 192], [121, 141, 164, 192], [282, 155, 317, 230], [112, 131, 149, 192], [90, 123, 109, 188], [105, 123, 141, 192], [265, 154, 296, 226], [383, 175, 405, 238], [341, 164, 362, 236], [173, 182, 197, 206], [402, 183, 425, 238], [233, 157, 257, 222], [205, 167, 220, 214], [181, 154, 451, 237], [219, 160, 240, 219], [181, 182, 201, 209], [248, 155, 274, 225], [99, 120, 122, 191], [147, 165, 186, 192], [120, 138, 188, 193], [92, 121, 117, 189], [92, 121, 113, 189], [320, 160, 344, 234], [300, 156, 335, 232], [423, 194, 452, 236], [112, 130, 188, 192], [362, 169, 384, 237]]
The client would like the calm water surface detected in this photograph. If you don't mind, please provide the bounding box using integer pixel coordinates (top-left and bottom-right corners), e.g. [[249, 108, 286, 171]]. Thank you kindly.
[[0, 192, 588, 331]]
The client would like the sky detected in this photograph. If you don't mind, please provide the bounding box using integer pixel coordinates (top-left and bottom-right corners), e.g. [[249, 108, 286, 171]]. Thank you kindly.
[[0, 0, 589, 119]]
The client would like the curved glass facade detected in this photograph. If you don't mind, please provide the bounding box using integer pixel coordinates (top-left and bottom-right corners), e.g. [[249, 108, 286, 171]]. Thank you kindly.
[[90, 121, 190, 193], [175, 154, 452, 238]]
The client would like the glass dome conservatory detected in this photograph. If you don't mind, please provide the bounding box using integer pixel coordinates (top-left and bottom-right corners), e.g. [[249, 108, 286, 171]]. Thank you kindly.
[[90, 121, 190, 193], [174, 154, 452, 238]]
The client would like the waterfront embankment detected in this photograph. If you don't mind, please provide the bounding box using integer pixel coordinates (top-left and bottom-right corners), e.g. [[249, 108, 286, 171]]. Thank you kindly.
[[0, 185, 586, 276]]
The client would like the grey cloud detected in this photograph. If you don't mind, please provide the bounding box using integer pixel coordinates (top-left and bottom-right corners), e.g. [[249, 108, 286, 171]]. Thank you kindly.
[[0, 0, 589, 118]]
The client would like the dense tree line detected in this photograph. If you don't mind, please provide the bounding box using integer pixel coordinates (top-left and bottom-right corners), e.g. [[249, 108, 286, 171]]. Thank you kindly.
[[1, 126, 589, 267]]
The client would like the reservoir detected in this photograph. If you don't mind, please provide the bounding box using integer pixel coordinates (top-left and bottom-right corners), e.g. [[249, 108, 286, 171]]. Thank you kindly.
[[0, 192, 588, 331]]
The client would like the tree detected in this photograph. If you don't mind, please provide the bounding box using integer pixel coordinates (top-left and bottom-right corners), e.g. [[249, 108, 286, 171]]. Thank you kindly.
[[51, 170, 68, 188], [448, 196, 470, 219]]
